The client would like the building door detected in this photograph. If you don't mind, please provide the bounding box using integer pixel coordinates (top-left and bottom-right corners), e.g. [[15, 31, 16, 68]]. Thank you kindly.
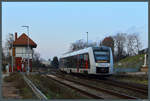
[[15, 57, 22, 72]]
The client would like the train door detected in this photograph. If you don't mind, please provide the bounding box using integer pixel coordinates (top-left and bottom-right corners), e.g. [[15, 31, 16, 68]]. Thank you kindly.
[[109, 48, 113, 74], [83, 53, 89, 74], [84, 54, 88, 69]]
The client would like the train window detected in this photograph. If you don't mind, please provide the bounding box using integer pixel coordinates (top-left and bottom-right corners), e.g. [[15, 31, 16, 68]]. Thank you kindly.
[[94, 51, 108, 55], [67, 56, 76, 68], [84, 54, 88, 61], [71, 56, 75, 68], [62, 59, 65, 67], [77, 55, 80, 68], [83, 53, 90, 69], [80, 54, 83, 59], [61, 53, 90, 69], [60, 58, 64, 67], [63, 58, 66, 67], [80, 54, 84, 68], [94, 51, 110, 62], [71, 56, 73, 68], [73, 55, 77, 68], [65, 57, 70, 68], [77, 53, 90, 69], [68, 57, 72, 68], [59, 59, 62, 68]]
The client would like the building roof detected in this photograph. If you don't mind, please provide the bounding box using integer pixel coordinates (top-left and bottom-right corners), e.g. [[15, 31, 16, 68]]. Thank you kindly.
[[13, 33, 37, 48]]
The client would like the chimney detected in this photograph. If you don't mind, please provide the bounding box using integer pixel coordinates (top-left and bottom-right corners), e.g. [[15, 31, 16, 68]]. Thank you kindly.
[[15, 32, 17, 40]]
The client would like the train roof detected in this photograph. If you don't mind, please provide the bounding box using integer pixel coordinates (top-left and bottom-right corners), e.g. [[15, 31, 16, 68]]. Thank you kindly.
[[92, 46, 110, 50], [60, 46, 110, 58]]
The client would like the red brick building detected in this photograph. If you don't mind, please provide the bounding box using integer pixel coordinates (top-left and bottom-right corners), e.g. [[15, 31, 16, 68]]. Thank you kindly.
[[10, 32, 37, 72]]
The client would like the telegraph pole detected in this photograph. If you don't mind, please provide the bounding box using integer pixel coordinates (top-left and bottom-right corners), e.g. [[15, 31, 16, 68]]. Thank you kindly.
[[9, 33, 14, 72], [86, 32, 88, 47]]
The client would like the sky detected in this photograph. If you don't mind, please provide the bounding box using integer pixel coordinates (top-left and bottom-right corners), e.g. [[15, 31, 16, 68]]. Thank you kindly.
[[2, 2, 148, 60]]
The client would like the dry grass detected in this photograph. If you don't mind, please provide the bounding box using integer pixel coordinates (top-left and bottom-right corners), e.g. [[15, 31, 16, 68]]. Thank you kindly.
[[114, 54, 144, 68], [4, 72, 37, 99]]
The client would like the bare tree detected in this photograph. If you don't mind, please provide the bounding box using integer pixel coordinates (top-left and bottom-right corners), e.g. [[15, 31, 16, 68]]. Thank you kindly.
[[51, 56, 59, 68], [126, 33, 142, 56], [32, 50, 41, 67], [70, 39, 85, 51], [33, 51, 40, 62], [4, 33, 14, 62], [126, 34, 136, 56], [113, 33, 127, 61], [133, 33, 142, 54], [88, 42, 97, 47], [99, 40, 103, 46], [70, 39, 96, 51]]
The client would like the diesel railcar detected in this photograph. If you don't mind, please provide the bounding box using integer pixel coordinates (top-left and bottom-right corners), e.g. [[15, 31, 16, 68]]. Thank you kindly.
[[59, 46, 113, 76]]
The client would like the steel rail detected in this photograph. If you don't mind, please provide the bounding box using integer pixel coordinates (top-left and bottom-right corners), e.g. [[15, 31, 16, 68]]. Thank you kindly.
[[46, 75, 104, 99], [48, 73, 137, 99], [22, 73, 48, 100], [61, 72, 148, 94], [97, 78, 148, 94]]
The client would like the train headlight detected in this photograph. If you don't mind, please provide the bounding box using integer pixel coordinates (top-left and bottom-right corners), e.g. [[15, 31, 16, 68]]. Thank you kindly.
[[96, 63, 98, 67]]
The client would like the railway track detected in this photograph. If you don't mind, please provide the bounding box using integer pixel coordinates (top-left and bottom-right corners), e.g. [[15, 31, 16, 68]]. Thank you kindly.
[[22, 73, 47, 100], [47, 74, 137, 99], [98, 78, 148, 94], [57, 71, 148, 95], [82, 74, 147, 94], [38, 70, 147, 99], [46, 74, 103, 99]]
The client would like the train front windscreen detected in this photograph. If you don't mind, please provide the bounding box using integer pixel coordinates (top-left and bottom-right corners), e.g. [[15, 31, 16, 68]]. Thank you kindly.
[[94, 51, 110, 63]]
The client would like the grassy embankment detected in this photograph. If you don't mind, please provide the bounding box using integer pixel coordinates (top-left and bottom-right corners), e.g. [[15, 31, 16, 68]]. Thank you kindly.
[[114, 54, 145, 68], [113, 54, 148, 85], [4, 73, 37, 99]]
